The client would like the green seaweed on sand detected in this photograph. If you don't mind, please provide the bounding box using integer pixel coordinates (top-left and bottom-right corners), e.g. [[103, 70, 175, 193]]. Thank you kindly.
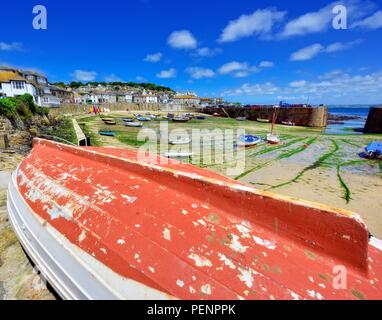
[[340, 139, 362, 148], [268, 139, 339, 190], [277, 137, 317, 160], [234, 137, 310, 180], [250, 137, 307, 157]]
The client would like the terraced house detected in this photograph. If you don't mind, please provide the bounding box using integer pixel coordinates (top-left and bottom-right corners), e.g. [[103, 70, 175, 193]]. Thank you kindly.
[[0, 67, 71, 107], [0, 67, 38, 102]]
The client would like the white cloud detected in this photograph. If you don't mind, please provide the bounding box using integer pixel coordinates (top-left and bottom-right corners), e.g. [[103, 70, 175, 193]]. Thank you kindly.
[[352, 10, 382, 29], [218, 61, 260, 78], [144, 52, 162, 63], [72, 70, 97, 81], [290, 44, 324, 61], [0, 42, 23, 51], [279, 0, 374, 38], [167, 30, 197, 49], [218, 8, 286, 42], [104, 74, 122, 82], [221, 82, 280, 96], [291, 40, 361, 61], [289, 80, 307, 88], [259, 61, 274, 68], [156, 68, 176, 79], [186, 67, 215, 79], [280, 3, 334, 38], [325, 40, 361, 53], [221, 70, 382, 103], [194, 47, 222, 57]]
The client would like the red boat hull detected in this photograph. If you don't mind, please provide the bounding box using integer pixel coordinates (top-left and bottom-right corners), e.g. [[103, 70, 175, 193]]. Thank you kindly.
[[12, 138, 382, 300]]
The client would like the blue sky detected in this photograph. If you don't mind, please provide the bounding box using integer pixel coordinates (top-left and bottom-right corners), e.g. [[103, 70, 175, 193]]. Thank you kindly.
[[1, 0, 382, 104]]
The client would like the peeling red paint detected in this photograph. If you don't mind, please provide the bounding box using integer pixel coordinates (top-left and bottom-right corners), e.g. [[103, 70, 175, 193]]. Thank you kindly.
[[15, 138, 382, 300]]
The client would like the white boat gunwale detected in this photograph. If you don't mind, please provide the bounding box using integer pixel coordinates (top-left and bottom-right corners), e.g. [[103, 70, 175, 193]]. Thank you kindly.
[[7, 167, 174, 300]]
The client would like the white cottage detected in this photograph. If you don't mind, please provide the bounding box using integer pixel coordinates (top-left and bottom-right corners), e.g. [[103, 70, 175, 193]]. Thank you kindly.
[[0, 68, 38, 102]]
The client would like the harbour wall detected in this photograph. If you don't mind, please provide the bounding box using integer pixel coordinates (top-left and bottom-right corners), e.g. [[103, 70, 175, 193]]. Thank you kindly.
[[49, 103, 195, 116], [202, 106, 328, 128], [364, 106, 382, 133]]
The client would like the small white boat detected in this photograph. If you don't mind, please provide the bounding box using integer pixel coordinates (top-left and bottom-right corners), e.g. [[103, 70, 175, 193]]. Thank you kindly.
[[282, 121, 295, 126], [125, 122, 143, 127], [169, 138, 191, 145], [165, 152, 193, 158], [266, 133, 280, 144], [236, 117, 247, 121]]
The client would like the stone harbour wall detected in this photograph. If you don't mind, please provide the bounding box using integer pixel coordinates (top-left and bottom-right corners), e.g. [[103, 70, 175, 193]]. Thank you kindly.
[[364, 106, 382, 133], [202, 106, 328, 128]]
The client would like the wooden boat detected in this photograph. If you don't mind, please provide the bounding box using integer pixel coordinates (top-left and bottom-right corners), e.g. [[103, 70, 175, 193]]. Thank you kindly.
[[236, 117, 247, 121], [104, 120, 117, 125], [7, 138, 382, 300], [172, 117, 190, 123], [282, 121, 295, 126], [266, 108, 280, 144], [257, 118, 270, 123], [125, 122, 143, 128], [101, 117, 114, 122], [365, 141, 382, 159], [99, 130, 116, 137], [137, 117, 151, 122], [169, 138, 191, 145], [238, 135, 261, 147], [266, 133, 280, 144]]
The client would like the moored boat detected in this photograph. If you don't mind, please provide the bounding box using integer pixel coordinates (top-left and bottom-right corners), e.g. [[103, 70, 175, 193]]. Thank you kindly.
[[104, 120, 117, 125], [137, 117, 151, 122], [236, 117, 247, 121], [266, 133, 280, 144], [257, 118, 270, 123], [365, 141, 382, 159], [99, 130, 116, 137], [125, 122, 143, 127], [172, 117, 190, 123], [7, 138, 382, 300], [282, 121, 295, 126], [169, 138, 191, 145], [196, 116, 206, 120], [238, 135, 261, 147]]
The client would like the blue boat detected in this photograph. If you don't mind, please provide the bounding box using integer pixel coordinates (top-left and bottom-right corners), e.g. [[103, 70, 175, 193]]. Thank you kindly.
[[99, 131, 116, 137], [137, 117, 151, 122], [238, 135, 262, 147], [365, 141, 382, 159]]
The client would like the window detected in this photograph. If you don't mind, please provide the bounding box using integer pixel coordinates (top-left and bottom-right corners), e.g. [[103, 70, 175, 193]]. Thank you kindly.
[[0, 83, 2, 90], [43, 97, 49, 102], [12, 81, 25, 89]]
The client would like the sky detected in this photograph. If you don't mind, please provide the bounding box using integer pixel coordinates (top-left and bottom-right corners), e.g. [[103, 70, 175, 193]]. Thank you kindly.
[[1, 0, 382, 105]]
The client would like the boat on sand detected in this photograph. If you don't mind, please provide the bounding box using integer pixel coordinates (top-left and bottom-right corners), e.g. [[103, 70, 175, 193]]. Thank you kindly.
[[238, 135, 261, 147], [257, 118, 270, 123], [169, 138, 191, 145], [99, 130, 116, 137], [125, 122, 143, 127], [7, 138, 382, 300]]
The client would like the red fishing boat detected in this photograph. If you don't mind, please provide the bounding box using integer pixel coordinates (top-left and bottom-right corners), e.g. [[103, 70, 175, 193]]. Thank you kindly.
[[7, 138, 382, 300]]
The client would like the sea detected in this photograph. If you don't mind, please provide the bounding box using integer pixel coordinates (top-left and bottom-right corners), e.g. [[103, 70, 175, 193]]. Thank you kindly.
[[326, 105, 372, 134]]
